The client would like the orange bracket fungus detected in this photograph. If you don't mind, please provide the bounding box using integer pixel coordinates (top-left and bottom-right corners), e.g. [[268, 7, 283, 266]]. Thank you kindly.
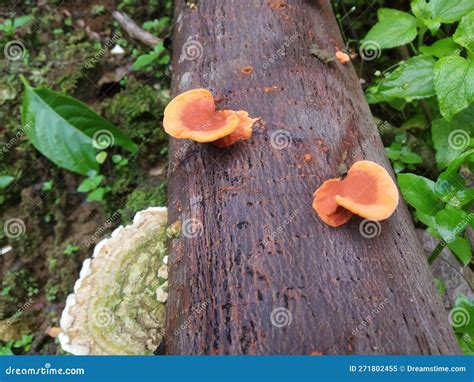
[[313, 161, 399, 227], [163, 88, 258, 147]]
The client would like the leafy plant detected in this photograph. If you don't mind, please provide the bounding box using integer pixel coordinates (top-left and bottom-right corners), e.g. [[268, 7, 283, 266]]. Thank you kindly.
[[0, 15, 32, 37], [0, 334, 33, 355], [450, 295, 474, 354], [142, 17, 170, 35], [132, 42, 170, 71], [398, 150, 474, 265], [77, 170, 109, 203], [21, 76, 137, 176], [363, 2, 474, 168], [384, 131, 423, 172], [361, 1, 474, 269], [63, 242, 80, 256]]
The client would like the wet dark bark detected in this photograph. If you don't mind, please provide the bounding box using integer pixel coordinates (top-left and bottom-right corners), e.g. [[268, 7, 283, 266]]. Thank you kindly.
[[165, 0, 460, 355]]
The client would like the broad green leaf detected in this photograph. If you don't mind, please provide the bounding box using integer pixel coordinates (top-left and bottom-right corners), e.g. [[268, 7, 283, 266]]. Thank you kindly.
[[435, 172, 466, 204], [362, 8, 417, 49], [0, 175, 14, 189], [366, 56, 435, 104], [435, 150, 474, 203], [448, 236, 472, 265], [451, 295, 474, 333], [435, 207, 468, 243], [434, 56, 474, 120], [21, 80, 137, 175], [397, 173, 443, 215], [22, 85, 98, 175], [419, 38, 459, 58], [411, 0, 440, 33], [443, 149, 474, 176], [453, 11, 474, 53], [431, 0, 474, 23], [453, 188, 474, 206], [431, 110, 474, 168]]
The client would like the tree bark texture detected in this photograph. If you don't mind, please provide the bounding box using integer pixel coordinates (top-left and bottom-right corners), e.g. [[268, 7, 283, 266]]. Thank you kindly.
[[165, 0, 461, 355]]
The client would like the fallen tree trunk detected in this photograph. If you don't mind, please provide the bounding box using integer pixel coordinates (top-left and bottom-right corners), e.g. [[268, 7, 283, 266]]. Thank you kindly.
[[165, 0, 460, 354]]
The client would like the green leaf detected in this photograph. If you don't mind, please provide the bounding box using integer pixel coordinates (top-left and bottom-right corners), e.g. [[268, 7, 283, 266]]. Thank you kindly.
[[411, 0, 440, 33], [385, 146, 401, 160], [419, 38, 459, 58], [95, 151, 107, 164], [366, 56, 435, 103], [42, 179, 54, 192], [132, 52, 159, 70], [77, 175, 103, 193], [400, 146, 423, 164], [459, 333, 474, 354], [393, 161, 406, 173], [401, 113, 427, 130], [431, 109, 474, 168], [453, 188, 474, 206], [451, 295, 474, 332], [397, 173, 443, 215], [0, 175, 14, 189], [453, 11, 474, 53], [435, 207, 468, 243], [448, 236, 472, 265], [431, 0, 474, 23], [362, 8, 417, 49], [22, 80, 137, 175], [13, 15, 33, 29], [434, 55, 474, 120], [443, 149, 474, 176], [87, 187, 108, 202]]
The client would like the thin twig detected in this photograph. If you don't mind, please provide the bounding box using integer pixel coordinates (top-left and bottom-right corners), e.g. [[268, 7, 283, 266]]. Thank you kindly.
[[112, 11, 161, 47]]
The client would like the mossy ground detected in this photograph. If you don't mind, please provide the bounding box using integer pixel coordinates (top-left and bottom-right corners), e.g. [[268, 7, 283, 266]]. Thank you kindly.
[[0, 0, 172, 354]]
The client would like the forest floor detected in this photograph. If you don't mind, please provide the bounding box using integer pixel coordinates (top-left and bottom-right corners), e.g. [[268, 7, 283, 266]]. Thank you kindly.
[[0, 0, 172, 354]]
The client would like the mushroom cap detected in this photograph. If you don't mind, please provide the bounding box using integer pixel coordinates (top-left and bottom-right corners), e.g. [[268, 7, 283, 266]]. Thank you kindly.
[[312, 178, 353, 227], [163, 89, 240, 142], [313, 161, 399, 226], [213, 110, 258, 148], [334, 161, 399, 221]]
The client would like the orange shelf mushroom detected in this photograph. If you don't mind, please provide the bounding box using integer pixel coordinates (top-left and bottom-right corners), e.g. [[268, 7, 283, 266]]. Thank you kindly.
[[163, 89, 258, 147], [313, 161, 399, 227]]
